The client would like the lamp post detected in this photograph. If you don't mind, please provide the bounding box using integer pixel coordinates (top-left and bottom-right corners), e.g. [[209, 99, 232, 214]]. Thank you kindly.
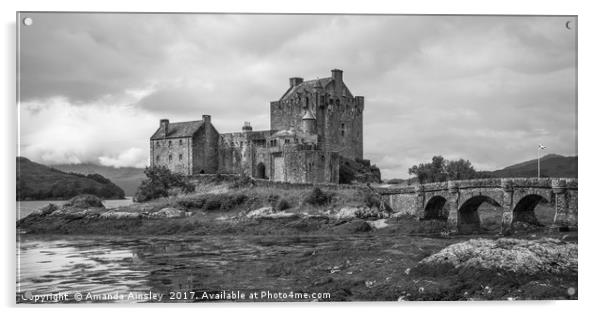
[[538, 144, 547, 178]]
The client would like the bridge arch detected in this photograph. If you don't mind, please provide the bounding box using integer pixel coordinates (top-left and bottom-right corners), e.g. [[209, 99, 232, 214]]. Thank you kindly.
[[458, 195, 502, 234], [512, 194, 549, 227], [423, 195, 448, 221]]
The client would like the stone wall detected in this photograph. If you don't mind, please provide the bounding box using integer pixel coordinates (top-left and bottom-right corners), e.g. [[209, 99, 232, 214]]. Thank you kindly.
[[150, 137, 193, 175], [192, 123, 219, 174]]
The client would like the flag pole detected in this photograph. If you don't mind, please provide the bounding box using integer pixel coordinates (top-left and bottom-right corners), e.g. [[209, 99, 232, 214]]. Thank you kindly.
[[537, 145, 540, 179]]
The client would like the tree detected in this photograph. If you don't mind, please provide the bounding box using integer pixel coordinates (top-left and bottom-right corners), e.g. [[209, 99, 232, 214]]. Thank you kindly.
[[446, 159, 478, 180], [134, 166, 195, 202], [409, 156, 480, 184]]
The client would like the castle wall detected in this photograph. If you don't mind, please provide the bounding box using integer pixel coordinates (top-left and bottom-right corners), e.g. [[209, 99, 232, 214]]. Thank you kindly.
[[218, 130, 272, 176], [192, 123, 219, 174], [270, 146, 339, 184], [150, 137, 193, 175]]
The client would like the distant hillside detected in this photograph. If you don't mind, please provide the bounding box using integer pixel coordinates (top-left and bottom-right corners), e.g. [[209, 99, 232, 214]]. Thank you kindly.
[[487, 154, 577, 178], [17, 157, 125, 200], [51, 163, 145, 196], [386, 154, 577, 184]]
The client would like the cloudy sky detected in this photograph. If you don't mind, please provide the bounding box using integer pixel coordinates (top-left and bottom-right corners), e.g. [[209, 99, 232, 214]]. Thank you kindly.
[[18, 13, 577, 178]]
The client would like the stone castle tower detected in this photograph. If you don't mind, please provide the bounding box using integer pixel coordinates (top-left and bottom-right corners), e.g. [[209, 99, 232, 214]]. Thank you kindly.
[[270, 69, 364, 160], [150, 69, 364, 184]]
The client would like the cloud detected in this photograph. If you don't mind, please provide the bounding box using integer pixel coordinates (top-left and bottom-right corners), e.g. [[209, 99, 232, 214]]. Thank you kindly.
[[99, 148, 148, 168], [19, 14, 577, 178]]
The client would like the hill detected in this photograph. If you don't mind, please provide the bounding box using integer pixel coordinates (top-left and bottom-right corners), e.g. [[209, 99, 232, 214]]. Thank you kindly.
[[51, 163, 145, 196], [488, 154, 577, 178], [17, 157, 125, 200]]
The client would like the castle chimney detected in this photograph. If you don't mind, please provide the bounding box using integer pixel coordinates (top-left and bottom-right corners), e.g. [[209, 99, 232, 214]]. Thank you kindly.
[[331, 69, 343, 92], [289, 77, 303, 87], [242, 121, 253, 132], [202, 115, 211, 124], [160, 119, 169, 137]]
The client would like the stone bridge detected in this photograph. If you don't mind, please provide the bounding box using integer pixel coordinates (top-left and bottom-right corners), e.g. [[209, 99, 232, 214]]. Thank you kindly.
[[375, 178, 577, 234]]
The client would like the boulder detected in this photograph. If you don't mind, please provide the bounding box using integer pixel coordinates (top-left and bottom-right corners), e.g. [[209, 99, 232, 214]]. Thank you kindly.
[[334, 207, 360, 219], [99, 210, 142, 219], [367, 219, 389, 229], [331, 219, 372, 233], [246, 206, 276, 218], [31, 203, 58, 216], [150, 207, 185, 218], [414, 238, 578, 277], [63, 194, 105, 209]]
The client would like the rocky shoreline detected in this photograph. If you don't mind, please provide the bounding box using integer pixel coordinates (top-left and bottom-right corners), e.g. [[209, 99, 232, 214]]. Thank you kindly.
[[17, 194, 578, 301]]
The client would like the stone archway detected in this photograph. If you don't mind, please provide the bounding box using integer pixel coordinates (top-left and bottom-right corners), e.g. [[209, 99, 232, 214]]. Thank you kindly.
[[423, 196, 448, 221], [255, 162, 266, 179], [512, 194, 548, 227], [458, 195, 502, 234]]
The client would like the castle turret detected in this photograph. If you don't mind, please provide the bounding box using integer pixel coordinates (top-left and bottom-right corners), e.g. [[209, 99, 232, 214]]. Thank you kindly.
[[302, 110, 316, 134]]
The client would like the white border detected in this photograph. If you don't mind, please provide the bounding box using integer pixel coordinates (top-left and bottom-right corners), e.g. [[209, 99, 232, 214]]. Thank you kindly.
[[2, 0, 601, 315]]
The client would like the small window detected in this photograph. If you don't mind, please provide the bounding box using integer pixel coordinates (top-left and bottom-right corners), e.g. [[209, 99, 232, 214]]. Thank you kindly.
[[285, 139, 290, 144], [168, 155, 173, 162], [168, 140, 172, 147], [156, 155, 160, 162], [179, 139, 183, 145], [179, 154, 183, 161], [156, 141, 160, 147]]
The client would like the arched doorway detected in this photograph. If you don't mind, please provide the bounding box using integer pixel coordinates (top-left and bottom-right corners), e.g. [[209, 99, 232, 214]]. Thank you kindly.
[[256, 162, 266, 179]]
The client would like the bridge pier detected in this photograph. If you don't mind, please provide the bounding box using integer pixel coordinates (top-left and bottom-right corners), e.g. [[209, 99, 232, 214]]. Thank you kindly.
[[446, 181, 459, 233], [500, 179, 514, 235], [552, 179, 577, 229]]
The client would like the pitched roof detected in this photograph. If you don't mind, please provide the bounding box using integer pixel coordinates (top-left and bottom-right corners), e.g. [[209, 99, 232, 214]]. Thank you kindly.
[[150, 120, 204, 140], [302, 110, 316, 120], [280, 77, 333, 100]]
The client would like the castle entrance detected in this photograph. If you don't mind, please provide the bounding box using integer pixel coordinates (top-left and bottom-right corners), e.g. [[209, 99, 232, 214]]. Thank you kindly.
[[256, 162, 266, 179]]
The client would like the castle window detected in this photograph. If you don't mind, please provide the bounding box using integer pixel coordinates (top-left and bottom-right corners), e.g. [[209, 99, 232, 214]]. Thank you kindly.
[[179, 139, 183, 145], [329, 98, 333, 105], [156, 141, 160, 147], [168, 140, 172, 147], [179, 154, 183, 161], [335, 99, 341, 106], [320, 95, 325, 105], [285, 139, 290, 144], [156, 155, 160, 162], [305, 96, 309, 107], [341, 123, 345, 137], [168, 155, 173, 162]]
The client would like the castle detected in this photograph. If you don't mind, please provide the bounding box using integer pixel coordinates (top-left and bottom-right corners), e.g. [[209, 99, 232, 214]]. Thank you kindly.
[[150, 69, 364, 184]]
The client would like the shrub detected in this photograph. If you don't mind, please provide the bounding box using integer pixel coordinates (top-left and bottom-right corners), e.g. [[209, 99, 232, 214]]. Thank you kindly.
[[304, 187, 332, 206], [133, 166, 195, 202], [228, 175, 255, 189], [275, 198, 291, 211]]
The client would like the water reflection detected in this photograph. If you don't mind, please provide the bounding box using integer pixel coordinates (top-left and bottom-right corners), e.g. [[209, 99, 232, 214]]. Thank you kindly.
[[17, 234, 386, 303]]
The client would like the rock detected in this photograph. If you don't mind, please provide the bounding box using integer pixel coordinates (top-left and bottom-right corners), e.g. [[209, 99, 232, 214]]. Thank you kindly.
[[414, 238, 578, 277], [332, 207, 357, 219], [367, 219, 389, 229], [63, 194, 105, 209], [247, 206, 298, 219], [331, 219, 372, 233], [31, 203, 58, 216], [246, 206, 276, 218], [99, 210, 142, 219], [150, 207, 185, 218]]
